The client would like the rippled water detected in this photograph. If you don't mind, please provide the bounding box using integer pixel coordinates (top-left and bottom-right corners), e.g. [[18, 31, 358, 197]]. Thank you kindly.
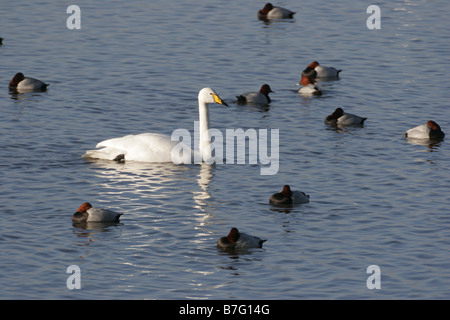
[[1, 0, 449, 300]]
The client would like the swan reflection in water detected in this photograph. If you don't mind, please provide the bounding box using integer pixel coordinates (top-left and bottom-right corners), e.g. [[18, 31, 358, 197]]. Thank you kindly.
[[85, 160, 214, 209], [73, 160, 216, 246], [193, 163, 214, 211]]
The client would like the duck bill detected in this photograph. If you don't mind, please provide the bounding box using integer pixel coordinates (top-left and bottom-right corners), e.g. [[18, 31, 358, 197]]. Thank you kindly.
[[213, 93, 228, 106]]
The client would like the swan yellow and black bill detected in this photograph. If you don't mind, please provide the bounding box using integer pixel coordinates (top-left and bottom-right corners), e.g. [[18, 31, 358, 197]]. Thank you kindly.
[[213, 93, 228, 106]]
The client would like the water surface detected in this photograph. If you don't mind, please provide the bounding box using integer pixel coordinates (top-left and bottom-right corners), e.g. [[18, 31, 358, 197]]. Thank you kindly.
[[1, 0, 449, 299]]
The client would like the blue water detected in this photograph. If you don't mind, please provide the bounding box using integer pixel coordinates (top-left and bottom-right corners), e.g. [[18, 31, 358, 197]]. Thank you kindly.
[[1, 0, 449, 299]]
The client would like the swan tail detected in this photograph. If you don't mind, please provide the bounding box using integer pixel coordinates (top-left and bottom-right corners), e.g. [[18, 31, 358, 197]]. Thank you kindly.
[[82, 147, 124, 161]]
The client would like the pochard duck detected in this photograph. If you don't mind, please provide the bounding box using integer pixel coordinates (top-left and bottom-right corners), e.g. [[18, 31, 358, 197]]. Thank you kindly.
[[258, 3, 296, 19], [307, 61, 341, 79], [236, 84, 274, 105], [325, 107, 367, 126], [217, 227, 267, 250], [72, 202, 123, 223], [405, 120, 445, 141], [9, 72, 49, 92], [270, 185, 310, 205], [298, 67, 322, 96]]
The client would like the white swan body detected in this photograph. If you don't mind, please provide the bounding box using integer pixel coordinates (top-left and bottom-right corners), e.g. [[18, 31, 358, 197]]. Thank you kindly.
[[72, 202, 122, 223], [83, 88, 227, 163], [84, 133, 190, 162]]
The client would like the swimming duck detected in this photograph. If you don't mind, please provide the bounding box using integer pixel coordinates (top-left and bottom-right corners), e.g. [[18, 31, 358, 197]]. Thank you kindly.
[[83, 88, 228, 163], [217, 227, 267, 250], [236, 84, 274, 105], [405, 120, 445, 140], [257, 3, 296, 19], [325, 107, 367, 126], [307, 61, 341, 78], [72, 202, 123, 223], [298, 67, 322, 96], [9, 72, 49, 92], [270, 185, 310, 205]]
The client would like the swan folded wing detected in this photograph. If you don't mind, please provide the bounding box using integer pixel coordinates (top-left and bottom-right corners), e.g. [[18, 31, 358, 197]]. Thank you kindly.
[[83, 134, 134, 160], [82, 145, 124, 160], [83, 133, 194, 163]]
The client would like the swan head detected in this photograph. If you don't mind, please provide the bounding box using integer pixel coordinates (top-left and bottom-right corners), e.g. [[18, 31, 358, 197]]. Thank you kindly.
[[198, 87, 228, 106]]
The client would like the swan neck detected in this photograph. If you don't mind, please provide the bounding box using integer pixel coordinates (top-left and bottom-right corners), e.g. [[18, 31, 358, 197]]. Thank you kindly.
[[198, 100, 211, 160]]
